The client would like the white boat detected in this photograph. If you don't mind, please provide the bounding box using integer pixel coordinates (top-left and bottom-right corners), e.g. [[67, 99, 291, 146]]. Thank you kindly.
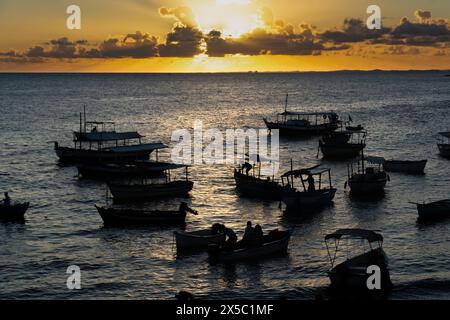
[[280, 164, 336, 212], [325, 229, 392, 292], [208, 229, 291, 263], [437, 132, 450, 158], [174, 229, 225, 251], [415, 199, 450, 221], [383, 159, 427, 174], [263, 94, 339, 136]]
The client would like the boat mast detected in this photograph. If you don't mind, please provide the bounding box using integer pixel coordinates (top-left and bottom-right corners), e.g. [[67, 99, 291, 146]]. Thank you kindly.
[[83, 105, 87, 133]]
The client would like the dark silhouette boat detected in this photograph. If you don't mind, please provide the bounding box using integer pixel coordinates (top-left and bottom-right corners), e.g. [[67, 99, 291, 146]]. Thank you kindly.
[[95, 202, 197, 227], [319, 128, 366, 159], [414, 199, 450, 221], [54, 109, 167, 164], [263, 94, 339, 136], [383, 159, 427, 174], [77, 161, 178, 179], [0, 202, 30, 221], [437, 132, 450, 158], [174, 229, 226, 251], [325, 229, 392, 292], [346, 153, 389, 196]]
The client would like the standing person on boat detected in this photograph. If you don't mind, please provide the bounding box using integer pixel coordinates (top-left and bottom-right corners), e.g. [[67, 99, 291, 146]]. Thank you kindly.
[[241, 162, 253, 175], [222, 225, 238, 251], [307, 174, 315, 192], [3, 192, 11, 206]]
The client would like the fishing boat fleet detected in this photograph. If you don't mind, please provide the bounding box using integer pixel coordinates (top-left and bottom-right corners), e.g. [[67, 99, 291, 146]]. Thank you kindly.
[[1, 100, 449, 296]]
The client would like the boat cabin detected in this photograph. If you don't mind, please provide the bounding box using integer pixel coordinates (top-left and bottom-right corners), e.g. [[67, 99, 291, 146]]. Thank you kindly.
[[281, 164, 333, 193]]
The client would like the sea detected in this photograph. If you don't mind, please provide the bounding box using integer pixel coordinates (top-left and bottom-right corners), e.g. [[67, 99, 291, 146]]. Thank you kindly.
[[0, 71, 449, 299]]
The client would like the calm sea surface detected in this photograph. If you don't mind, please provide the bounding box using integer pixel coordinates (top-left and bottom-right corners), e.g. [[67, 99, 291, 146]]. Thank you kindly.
[[0, 72, 449, 299]]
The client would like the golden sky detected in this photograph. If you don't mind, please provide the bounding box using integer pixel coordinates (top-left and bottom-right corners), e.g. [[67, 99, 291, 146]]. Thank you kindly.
[[1, 0, 449, 72]]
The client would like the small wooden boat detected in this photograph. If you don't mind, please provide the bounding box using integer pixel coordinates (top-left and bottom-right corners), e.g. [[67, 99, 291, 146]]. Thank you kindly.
[[54, 109, 167, 164], [437, 132, 450, 158], [174, 229, 225, 251], [263, 94, 339, 136], [383, 159, 427, 174], [346, 154, 389, 196], [208, 229, 291, 263], [107, 165, 193, 201], [319, 129, 366, 159], [0, 202, 30, 221], [280, 163, 336, 212], [325, 229, 392, 292], [77, 161, 178, 179], [415, 199, 450, 220], [95, 202, 198, 227]]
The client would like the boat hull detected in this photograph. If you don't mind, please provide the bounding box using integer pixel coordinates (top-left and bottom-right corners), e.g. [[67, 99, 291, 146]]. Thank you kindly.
[[417, 200, 450, 220], [0, 202, 30, 221], [264, 119, 338, 136], [348, 173, 388, 195], [95, 205, 187, 226], [438, 144, 450, 158], [108, 181, 194, 201], [55, 146, 151, 164], [234, 170, 282, 200], [209, 231, 291, 263], [175, 230, 225, 251], [383, 160, 427, 174], [281, 188, 336, 211]]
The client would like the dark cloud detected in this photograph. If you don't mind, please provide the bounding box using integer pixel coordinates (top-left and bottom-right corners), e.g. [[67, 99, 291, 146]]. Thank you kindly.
[[99, 32, 158, 58], [158, 26, 204, 57], [320, 19, 391, 43], [415, 10, 432, 22]]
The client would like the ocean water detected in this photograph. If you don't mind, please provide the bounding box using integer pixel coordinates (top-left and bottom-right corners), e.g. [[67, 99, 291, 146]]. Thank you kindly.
[[0, 72, 449, 299]]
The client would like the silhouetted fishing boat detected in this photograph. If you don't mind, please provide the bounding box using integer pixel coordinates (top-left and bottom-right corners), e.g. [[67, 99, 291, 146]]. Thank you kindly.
[[107, 165, 193, 201], [174, 229, 225, 251], [414, 199, 450, 220], [95, 202, 197, 227], [280, 163, 336, 212], [234, 155, 282, 200], [319, 128, 366, 159], [208, 229, 291, 263], [346, 153, 389, 196], [0, 202, 30, 221], [263, 94, 339, 136], [325, 229, 392, 291], [54, 108, 167, 164], [77, 161, 179, 179], [437, 132, 450, 158], [383, 159, 427, 174]]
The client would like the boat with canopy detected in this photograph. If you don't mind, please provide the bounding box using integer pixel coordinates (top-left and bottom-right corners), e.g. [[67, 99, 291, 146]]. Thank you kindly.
[[319, 128, 366, 159], [325, 229, 392, 291]]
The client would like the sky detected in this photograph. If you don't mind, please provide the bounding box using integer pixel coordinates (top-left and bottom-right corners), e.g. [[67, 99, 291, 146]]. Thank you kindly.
[[1, 0, 450, 72]]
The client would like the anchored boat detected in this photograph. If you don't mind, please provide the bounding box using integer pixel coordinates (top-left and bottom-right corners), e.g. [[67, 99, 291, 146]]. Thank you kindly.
[[319, 128, 366, 159], [54, 109, 167, 164], [346, 153, 389, 196], [280, 163, 336, 212], [208, 229, 291, 263], [325, 229, 392, 292], [414, 199, 450, 221], [107, 165, 193, 201], [437, 132, 450, 158], [174, 229, 226, 251], [95, 202, 197, 227], [263, 94, 339, 136], [0, 202, 30, 221], [383, 159, 427, 174]]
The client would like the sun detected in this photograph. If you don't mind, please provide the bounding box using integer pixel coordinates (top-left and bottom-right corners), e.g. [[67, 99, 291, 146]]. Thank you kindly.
[[190, 0, 263, 37]]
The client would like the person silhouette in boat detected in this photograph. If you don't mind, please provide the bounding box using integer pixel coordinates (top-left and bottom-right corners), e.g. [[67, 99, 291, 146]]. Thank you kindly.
[[91, 126, 98, 133], [222, 224, 237, 251], [307, 174, 315, 192], [242, 221, 254, 246], [252, 224, 264, 247], [3, 192, 11, 206], [241, 162, 253, 175]]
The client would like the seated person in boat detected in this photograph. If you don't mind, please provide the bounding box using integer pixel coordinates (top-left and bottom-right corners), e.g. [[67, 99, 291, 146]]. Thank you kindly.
[[251, 225, 264, 247], [241, 221, 254, 245], [241, 162, 253, 175], [2, 192, 11, 206], [307, 174, 315, 192], [222, 225, 238, 251]]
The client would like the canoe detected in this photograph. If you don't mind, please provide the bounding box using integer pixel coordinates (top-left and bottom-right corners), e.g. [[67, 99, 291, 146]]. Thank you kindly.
[[208, 230, 291, 263], [0, 202, 30, 221], [383, 160, 427, 174], [416, 199, 450, 220], [107, 180, 194, 201], [95, 203, 197, 227], [174, 229, 225, 251]]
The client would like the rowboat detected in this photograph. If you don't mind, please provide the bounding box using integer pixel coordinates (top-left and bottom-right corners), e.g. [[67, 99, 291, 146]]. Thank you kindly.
[[280, 163, 336, 212], [346, 154, 389, 196], [383, 159, 427, 174], [77, 161, 178, 179], [263, 94, 339, 136], [0, 202, 30, 221], [319, 129, 366, 159], [54, 108, 167, 164], [208, 229, 291, 263], [107, 165, 193, 201], [325, 229, 392, 292], [174, 229, 225, 251], [437, 132, 450, 158], [415, 199, 450, 220], [95, 202, 197, 227]]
